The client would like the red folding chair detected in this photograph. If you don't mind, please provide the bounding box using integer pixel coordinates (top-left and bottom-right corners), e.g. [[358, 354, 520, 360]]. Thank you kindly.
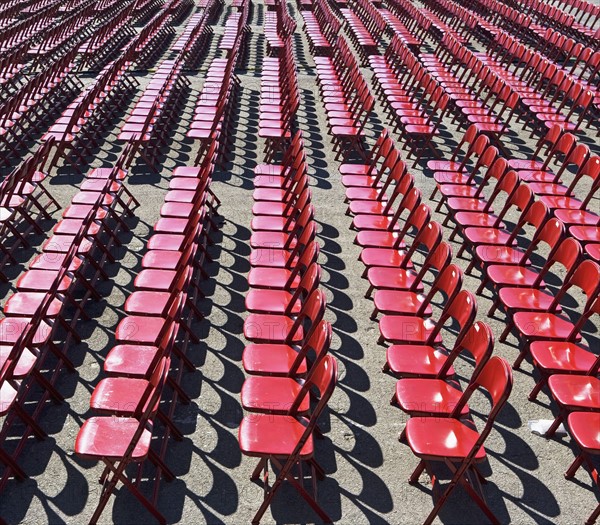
[[242, 319, 331, 378], [378, 289, 476, 346], [404, 356, 513, 525], [238, 355, 338, 524], [392, 321, 494, 420], [564, 412, 600, 525], [75, 357, 173, 524]]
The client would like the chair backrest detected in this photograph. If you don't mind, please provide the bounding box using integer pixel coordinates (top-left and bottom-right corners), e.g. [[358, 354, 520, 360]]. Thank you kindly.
[[438, 320, 494, 380], [287, 222, 316, 266], [289, 320, 332, 377], [288, 240, 320, 285], [138, 356, 171, 417], [521, 217, 565, 263], [281, 356, 337, 478], [288, 263, 322, 314], [509, 200, 549, 244], [427, 290, 477, 345], [451, 357, 513, 453], [554, 259, 600, 313], [419, 263, 463, 316], [288, 289, 326, 344], [535, 237, 582, 286], [543, 132, 576, 169]]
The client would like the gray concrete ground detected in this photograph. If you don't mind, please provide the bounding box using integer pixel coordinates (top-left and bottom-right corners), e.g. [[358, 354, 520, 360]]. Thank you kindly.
[[1, 1, 599, 524]]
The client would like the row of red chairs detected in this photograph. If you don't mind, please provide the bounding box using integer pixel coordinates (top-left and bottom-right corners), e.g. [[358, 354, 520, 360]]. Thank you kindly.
[[132, 3, 175, 70], [518, 0, 599, 43], [170, 7, 214, 68], [44, 51, 139, 171], [26, 2, 97, 69], [118, 58, 189, 169], [334, 126, 514, 523], [370, 35, 451, 162], [0, 149, 138, 493], [264, 0, 296, 55], [547, 0, 600, 25], [313, 35, 375, 161], [0, 140, 59, 283], [258, 35, 299, 161], [239, 129, 337, 524], [339, 2, 381, 61], [0, 46, 82, 167], [483, 26, 600, 111], [427, 126, 600, 522], [219, 3, 249, 54], [433, 123, 599, 259], [187, 44, 242, 165], [77, 2, 137, 71], [0, 4, 58, 55], [300, 0, 342, 56], [347, 0, 388, 48], [378, 4, 425, 47], [132, 0, 165, 26], [385, 0, 435, 43], [75, 139, 220, 524], [479, 22, 600, 104]]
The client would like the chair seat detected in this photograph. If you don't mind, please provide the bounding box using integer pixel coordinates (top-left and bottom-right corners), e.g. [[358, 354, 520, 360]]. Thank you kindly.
[[367, 267, 422, 291], [446, 197, 489, 212], [134, 269, 176, 291], [238, 415, 313, 458], [353, 214, 398, 231], [250, 248, 297, 268], [242, 343, 308, 376], [241, 377, 308, 413], [0, 344, 37, 377], [251, 216, 289, 232], [355, 231, 404, 248], [141, 250, 183, 270], [567, 412, 600, 451], [360, 248, 411, 268], [0, 317, 53, 345], [75, 417, 152, 460], [486, 265, 543, 288], [245, 289, 301, 314], [530, 341, 596, 374], [248, 267, 300, 289], [244, 314, 303, 343], [115, 316, 166, 344], [405, 417, 485, 460], [252, 201, 288, 216], [373, 290, 432, 316], [250, 231, 297, 249], [4, 292, 63, 317], [348, 200, 389, 216], [125, 291, 171, 315], [339, 163, 371, 175], [475, 245, 527, 265], [498, 288, 556, 312], [104, 344, 160, 377], [395, 378, 468, 416], [90, 377, 148, 414], [147, 234, 184, 252], [571, 225, 600, 243], [513, 312, 578, 340], [464, 227, 511, 246], [386, 344, 454, 377], [434, 172, 471, 185], [548, 375, 600, 409], [16, 271, 71, 298], [379, 316, 443, 344], [554, 209, 599, 226]]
